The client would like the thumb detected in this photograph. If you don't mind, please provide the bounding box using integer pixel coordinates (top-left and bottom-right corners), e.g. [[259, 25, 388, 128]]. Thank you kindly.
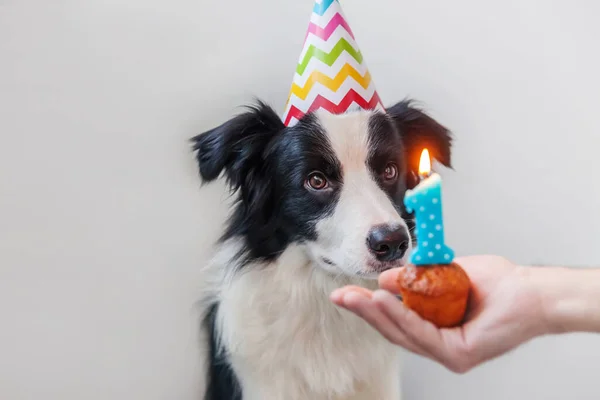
[[378, 267, 404, 293]]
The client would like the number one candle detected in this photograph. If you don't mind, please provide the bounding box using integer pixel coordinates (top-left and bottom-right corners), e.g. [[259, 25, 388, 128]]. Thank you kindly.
[[404, 149, 455, 265]]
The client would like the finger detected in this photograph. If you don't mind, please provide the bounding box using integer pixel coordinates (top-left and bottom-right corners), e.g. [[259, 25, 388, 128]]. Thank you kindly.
[[371, 289, 459, 367], [341, 292, 429, 358], [378, 267, 403, 293], [330, 285, 373, 305]]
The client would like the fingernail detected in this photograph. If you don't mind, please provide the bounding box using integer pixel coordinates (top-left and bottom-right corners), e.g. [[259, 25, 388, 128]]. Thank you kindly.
[[330, 289, 343, 303], [342, 291, 362, 304]]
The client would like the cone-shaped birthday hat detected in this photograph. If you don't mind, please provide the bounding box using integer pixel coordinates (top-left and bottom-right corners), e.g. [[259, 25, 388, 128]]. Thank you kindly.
[[282, 0, 385, 127]]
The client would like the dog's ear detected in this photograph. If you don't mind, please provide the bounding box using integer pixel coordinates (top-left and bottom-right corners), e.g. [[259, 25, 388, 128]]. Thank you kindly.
[[387, 99, 453, 188], [191, 101, 285, 190]]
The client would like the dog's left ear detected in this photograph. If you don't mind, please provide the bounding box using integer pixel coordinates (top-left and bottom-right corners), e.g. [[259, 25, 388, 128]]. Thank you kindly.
[[387, 99, 453, 188]]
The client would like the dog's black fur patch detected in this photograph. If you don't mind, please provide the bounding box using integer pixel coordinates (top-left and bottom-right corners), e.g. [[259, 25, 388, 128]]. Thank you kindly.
[[203, 303, 241, 400], [191, 103, 343, 265], [386, 100, 453, 189]]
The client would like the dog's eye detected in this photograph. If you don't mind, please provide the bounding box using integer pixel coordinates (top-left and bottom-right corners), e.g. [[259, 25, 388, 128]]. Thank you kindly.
[[383, 163, 398, 181], [306, 172, 328, 190]]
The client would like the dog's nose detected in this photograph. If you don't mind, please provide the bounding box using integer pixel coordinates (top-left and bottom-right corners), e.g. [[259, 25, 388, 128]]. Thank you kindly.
[[367, 225, 410, 262]]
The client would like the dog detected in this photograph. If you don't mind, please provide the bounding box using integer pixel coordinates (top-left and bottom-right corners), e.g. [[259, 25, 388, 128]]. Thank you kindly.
[[191, 99, 452, 400]]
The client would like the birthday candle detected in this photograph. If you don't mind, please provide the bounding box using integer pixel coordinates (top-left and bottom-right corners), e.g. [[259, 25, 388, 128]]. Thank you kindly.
[[404, 149, 455, 265]]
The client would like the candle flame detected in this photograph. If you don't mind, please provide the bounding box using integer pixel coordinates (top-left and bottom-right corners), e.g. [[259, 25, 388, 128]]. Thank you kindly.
[[419, 148, 431, 177]]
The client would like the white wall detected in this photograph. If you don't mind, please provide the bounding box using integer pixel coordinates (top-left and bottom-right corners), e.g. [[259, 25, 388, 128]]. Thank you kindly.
[[1, 0, 599, 399]]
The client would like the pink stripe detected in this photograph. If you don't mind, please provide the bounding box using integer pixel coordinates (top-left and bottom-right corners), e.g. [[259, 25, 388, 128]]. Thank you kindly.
[[304, 13, 355, 41]]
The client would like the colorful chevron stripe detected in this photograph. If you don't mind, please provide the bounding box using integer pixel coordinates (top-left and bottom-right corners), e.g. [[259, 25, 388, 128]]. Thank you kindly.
[[291, 64, 371, 100], [296, 38, 363, 75], [284, 90, 383, 126], [282, 0, 384, 126], [304, 13, 354, 41]]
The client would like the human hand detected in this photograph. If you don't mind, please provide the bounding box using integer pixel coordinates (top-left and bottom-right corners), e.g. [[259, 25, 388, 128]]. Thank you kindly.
[[330, 255, 549, 373]]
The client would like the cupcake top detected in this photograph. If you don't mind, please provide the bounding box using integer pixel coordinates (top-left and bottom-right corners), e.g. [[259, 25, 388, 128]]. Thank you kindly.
[[397, 263, 471, 297]]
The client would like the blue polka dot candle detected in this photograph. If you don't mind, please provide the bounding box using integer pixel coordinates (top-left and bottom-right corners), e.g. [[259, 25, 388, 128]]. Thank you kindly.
[[404, 149, 455, 266]]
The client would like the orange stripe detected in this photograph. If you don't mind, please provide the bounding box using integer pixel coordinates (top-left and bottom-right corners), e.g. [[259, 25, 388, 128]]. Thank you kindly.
[[290, 64, 371, 100]]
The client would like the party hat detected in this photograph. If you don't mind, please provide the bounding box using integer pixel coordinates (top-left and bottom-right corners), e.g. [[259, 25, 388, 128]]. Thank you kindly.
[[282, 0, 385, 127]]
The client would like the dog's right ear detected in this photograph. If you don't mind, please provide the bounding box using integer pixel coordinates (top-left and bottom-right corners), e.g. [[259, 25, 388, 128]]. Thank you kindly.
[[191, 101, 285, 189], [387, 99, 453, 189]]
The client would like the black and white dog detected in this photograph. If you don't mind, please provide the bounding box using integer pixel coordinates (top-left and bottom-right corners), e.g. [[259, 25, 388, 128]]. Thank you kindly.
[[191, 99, 452, 400]]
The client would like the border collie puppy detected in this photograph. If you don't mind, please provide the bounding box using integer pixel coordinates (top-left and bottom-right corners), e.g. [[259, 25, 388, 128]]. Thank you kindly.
[[191, 99, 452, 400]]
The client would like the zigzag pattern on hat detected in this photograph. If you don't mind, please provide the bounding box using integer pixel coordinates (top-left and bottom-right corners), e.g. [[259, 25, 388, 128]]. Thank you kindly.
[[284, 90, 383, 127], [282, 0, 384, 127], [304, 13, 354, 41], [290, 64, 372, 100]]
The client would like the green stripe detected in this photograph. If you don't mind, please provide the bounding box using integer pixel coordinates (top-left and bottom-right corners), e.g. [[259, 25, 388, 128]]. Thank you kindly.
[[296, 38, 363, 75]]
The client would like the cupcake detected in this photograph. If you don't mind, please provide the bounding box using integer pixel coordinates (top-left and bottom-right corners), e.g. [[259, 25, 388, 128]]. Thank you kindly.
[[396, 263, 471, 328]]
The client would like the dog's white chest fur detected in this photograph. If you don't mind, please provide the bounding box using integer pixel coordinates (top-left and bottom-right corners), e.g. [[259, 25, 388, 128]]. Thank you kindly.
[[210, 241, 402, 400]]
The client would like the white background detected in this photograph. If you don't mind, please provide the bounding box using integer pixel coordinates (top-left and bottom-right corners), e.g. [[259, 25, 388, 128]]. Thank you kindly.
[[1, 0, 600, 399]]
